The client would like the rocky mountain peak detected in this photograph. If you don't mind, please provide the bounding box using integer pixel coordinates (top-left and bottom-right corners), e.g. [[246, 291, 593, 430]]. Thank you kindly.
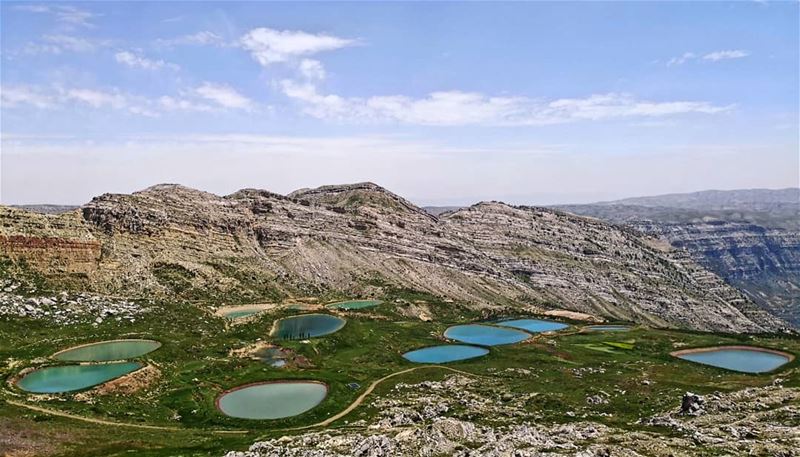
[[288, 182, 432, 218]]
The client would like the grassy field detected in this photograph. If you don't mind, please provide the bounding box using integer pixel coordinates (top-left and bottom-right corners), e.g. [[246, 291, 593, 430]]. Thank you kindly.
[[1, 292, 798, 457]]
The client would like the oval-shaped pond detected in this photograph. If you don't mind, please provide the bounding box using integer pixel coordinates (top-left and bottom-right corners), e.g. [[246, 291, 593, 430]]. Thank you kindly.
[[272, 314, 346, 339], [584, 325, 631, 332], [224, 309, 263, 319], [403, 345, 489, 363], [497, 319, 568, 333], [444, 324, 531, 346], [17, 362, 143, 393], [326, 300, 382, 310], [53, 339, 161, 362], [216, 381, 327, 419], [672, 346, 793, 373]]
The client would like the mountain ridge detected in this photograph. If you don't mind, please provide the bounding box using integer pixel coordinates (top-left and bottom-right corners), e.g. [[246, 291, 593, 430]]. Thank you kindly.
[[555, 187, 800, 325], [0, 183, 790, 333]]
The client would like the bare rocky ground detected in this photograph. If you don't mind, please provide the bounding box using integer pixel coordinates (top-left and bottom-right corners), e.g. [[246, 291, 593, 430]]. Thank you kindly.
[[0, 280, 147, 325], [224, 375, 800, 457]]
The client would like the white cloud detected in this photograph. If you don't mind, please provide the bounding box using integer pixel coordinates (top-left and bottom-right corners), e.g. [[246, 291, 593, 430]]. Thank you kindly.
[[64, 88, 127, 109], [158, 96, 213, 112], [1, 83, 257, 116], [240, 27, 356, 66], [14, 4, 99, 28], [115, 51, 179, 71], [279, 81, 731, 126], [667, 52, 696, 66], [2, 85, 154, 116], [703, 49, 750, 61], [22, 34, 111, 54], [0, 85, 58, 109], [195, 83, 254, 110], [298, 59, 326, 80], [156, 31, 225, 47], [668, 49, 749, 65]]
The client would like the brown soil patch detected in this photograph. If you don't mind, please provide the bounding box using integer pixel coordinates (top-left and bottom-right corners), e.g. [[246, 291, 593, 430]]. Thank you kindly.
[[543, 309, 601, 322], [0, 417, 70, 457], [75, 364, 161, 399]]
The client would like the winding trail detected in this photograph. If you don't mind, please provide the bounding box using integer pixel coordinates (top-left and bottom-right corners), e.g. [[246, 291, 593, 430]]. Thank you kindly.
[[4, 365, 480, 435], [290, 365, 481, 431]]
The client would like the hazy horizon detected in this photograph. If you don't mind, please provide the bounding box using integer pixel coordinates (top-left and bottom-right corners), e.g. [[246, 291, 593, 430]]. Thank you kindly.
[[2, 2, 798, 206], [4, 181, 798, 208]]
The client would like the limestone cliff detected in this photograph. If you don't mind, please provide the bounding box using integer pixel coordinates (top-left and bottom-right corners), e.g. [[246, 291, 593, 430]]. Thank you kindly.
[[0, 183, 789, 333]]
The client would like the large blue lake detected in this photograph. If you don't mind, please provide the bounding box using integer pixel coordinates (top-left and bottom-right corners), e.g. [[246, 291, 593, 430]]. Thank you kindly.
[[674, 347, 792, 373], [444, 324, 531, 346], [403, 345, 489, 363]]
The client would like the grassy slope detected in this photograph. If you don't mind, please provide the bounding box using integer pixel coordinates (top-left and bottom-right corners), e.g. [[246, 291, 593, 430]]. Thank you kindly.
[[1, 289, 798, 457]]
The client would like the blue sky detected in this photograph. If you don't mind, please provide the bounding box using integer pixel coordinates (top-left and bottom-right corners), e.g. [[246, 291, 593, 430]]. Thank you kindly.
[[1, 1, 798, 205]]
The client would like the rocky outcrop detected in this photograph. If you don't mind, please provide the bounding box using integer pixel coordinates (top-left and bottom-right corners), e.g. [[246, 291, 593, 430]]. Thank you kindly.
[[0, 183, 789, 332], [556, 188, 800, 326], [224, 375, 800, 457]]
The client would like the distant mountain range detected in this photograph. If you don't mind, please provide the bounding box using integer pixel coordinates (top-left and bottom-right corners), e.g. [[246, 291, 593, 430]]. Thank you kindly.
[[555, 188, 800, 325], [0, 183, 787, 333]]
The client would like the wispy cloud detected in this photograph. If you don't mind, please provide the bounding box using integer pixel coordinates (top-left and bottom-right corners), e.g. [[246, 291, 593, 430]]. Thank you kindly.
[[21, 34, 111, 54], [0, 85, 59, 109], [155, 31, 225, 47], [239, 28, 356, 66], [158, 96, 213, 113], [1, 83, 253, 117], [115, 51, 179, 71], [278, 82, 731, 126], [702, 49, 750, 61], [195, 83, 254, 110], [14, 4, 99, 28], [667, 52, 697, 66], [668, 49, 750, 66]]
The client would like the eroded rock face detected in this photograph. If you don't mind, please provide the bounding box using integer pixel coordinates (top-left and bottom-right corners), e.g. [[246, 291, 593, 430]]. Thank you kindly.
[[0, 183, 789, 332], [556, 190, 800, 326], [223, 376, 800, 457]]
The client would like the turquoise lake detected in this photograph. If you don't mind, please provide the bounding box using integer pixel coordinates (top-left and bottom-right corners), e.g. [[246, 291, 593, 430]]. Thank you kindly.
[[403, 345, 489, 363], [216, 381, 327, 419], [496, 319, 568, 333], [273, 314, 346, 339], [444, 324, 531, 346], [675, 347, 792, 373], [53, 340, 161, 362], [17, 362, 143, 393]]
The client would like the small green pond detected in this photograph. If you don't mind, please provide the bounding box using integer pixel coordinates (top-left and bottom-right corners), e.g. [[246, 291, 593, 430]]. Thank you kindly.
[[17, 362, 143, 393], [272, 314, 346, 340], [223, 309, 264, 319], [584, 325, 632, 332], [325, 300, 382, 310], [216, 381, 327, 419], [53, 339, 161, 362]]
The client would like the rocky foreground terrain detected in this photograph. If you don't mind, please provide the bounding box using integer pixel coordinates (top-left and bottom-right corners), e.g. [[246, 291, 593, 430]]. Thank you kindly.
[[0, 183, 790, 333], [557, 188, 800, 326], [224, 374, 800, 457]]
